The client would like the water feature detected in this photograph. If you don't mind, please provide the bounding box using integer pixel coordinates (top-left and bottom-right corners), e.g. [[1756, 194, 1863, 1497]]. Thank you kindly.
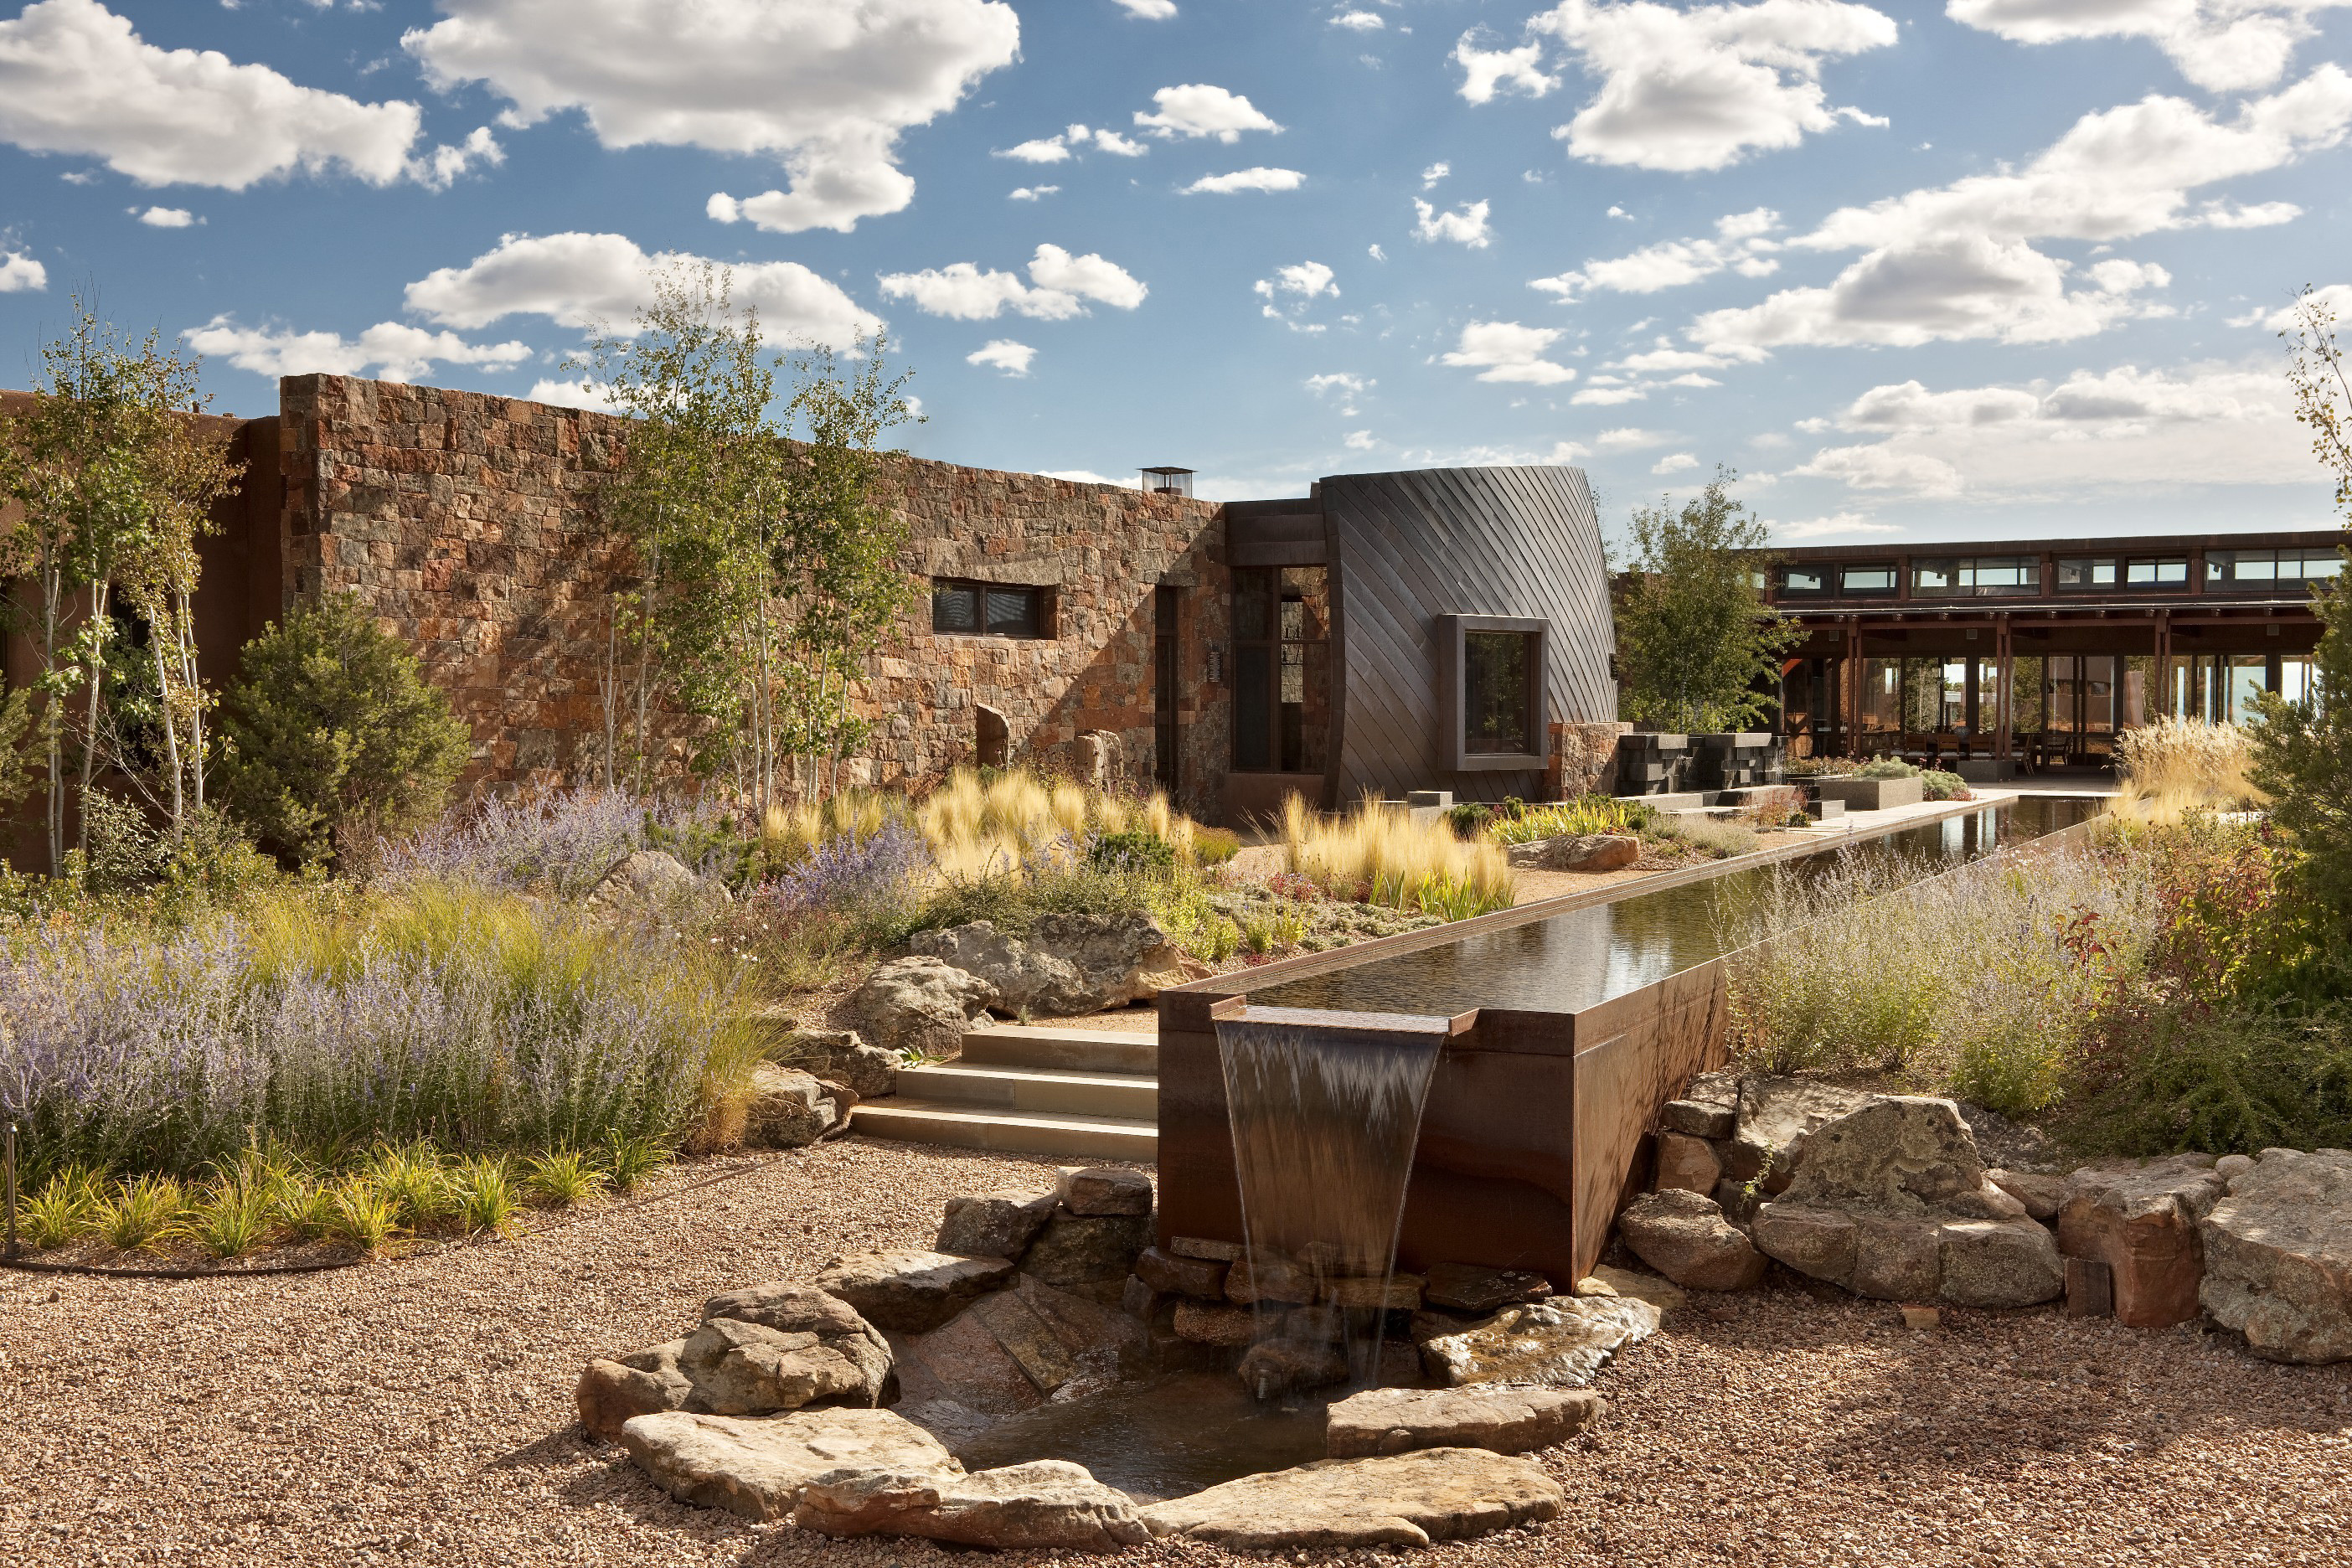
[[1245, 794, 2097, 1017], [950, 1370, 1336, 1502], [1214, 1008, 1452, 1393]]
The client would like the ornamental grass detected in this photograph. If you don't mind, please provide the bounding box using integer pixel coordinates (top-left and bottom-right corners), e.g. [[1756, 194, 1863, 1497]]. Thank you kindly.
[[1280, 792, 1516, 918]]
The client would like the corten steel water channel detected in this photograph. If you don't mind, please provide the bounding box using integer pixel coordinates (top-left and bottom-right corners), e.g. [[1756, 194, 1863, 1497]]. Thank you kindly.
[[1157, 794, 2102, 1287]]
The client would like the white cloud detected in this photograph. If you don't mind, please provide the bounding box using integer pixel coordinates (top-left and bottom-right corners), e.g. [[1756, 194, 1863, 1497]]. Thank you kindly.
[[967, 338, 1036, 375], [1571, 384, 1652, 405], [1040, 468, 1134, 485], [1093, 129, 1148, 156], [0, 0, 436, 189], [1533, 207, 1782, 297], [1454, 32, 1559, 104], [2232, 281, 2352, 329], [1135, 84, 1282, 142], [1333, 9, 1386, 29], [1256, 261, 1338, 300], [1596, 426, 1669, 448], [1524, 0, 1897, 172], [1307, 372, 1372, 397], [1368, 242, 1387, 261], [1185, 166, 1305, 193], [405, 231, 882, 347], [879, 243, 1146, 320], [524, 377, 622, 412], [0, 250, 46, 292], [1947, 0, 2352, 93], [186, 316, 533, 383], [1694, 72, 2352, 355], [998, 137, 1070, 163], [1112, 0, 1178, 17], [1651, 451, 1700, 473], [1344, 429, 1378, 449], [413, 124, 505, 190], [1008, 185, 1058, 200], [409, 0, 1020, 234], [1775, 511, 1901, 539], [137, 205, 196, 228], [1414, 199, 1493, 248], [1440, 320, 1577, 384], [1421, 161, 1451, 188], [1790, 361, 2308, 497]]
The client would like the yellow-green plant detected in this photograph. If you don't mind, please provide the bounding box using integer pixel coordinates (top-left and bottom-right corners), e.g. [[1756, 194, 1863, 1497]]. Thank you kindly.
[[524, 1149, 609, 1208], [2108, 718, 2262, 827], [96, 1173, 186, 1252], [321, 1175, 400, 1256], [1488, 795, 1644, 845], [186, 1179, 274, 1261], [270, 1174, 338, 1241], [358, 1142, 457, 1231], [1281, 792, 1514, 916], [456, 1157, 519, 1236], [601, 1133, 672, 1193], [18, 1168, 101, 1251]]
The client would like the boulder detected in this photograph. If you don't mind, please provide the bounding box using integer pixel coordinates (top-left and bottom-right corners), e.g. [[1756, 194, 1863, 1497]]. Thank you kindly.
[[1134, 1246, 1230, 1301], [1170, 1235, 1245, 1261], [1504, 833, 1639, 873], [1989, 1168, 2071, 1221], [1417, 1296, 1659, 1389], [1226, 1253, 1318, 1306], [1724, 1077, 1881, 1188], [1655, 1132, 1725, 1195], [771, 1026, 900, 1099], [743, 1064, 843, 1149], [619, 1409, 955, 1521], [936, 1189, 1060, 1260], [1236, 1337, 1349, 1398], [2056, 1155, 2226, 1328], [2200, 1148, 2352, 1363], [1327, 1387, 1605, 1458], [576, 1287, 895, 1440], [1172, 1300, 1261, 1347], [1423, 1262, 1550, 1315], [587, 849, 725, 913], [909, 913, 1184, 1016], [847, 957, 997, 1057], [1659, 1097, 1736, 1142], [1019, 1211, 1153, 1288], [1139, 1449, 1566, 1549], [818, 1250, 1017, 1333], [1750, 1096, 2063, 1309], [1325, 1274, 1426, 1311], [1058, 1164, 1155, 1216], [795, 1460, 1149, 1550], [1617, 1189, 1766, 1292]]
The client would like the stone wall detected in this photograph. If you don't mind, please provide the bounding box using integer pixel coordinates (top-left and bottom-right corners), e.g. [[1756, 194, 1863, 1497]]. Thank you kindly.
[[281, 375, 1234, 818]]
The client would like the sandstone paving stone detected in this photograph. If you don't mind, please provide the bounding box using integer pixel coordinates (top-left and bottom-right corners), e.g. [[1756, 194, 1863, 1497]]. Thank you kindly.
[[1170, 1234, 1245, 1261], [674, 1317, 877, 1416], [889, 1309, 1044, 1417], [1173, 1300, 1261, 1347], [1417, 1295, 1660, 1389], [2056, 1154, 2226, 1328], [936, 1189, 1060, 1260], [1138, 1448, 1567, 1549], [966, 1287, 1081, 1395], [2201, 1148, 2352, 1363], [618, 1409, 957, 1522], [794, 1459, 1150, 1550], [1324, 1273, 1426, 1310], [1617, 1189, 1766, 1292], [1572, 1265, 1689, 1320], [1988, 1168, 2072, 1221], [817, 1249, 1016, 1333], [1327, 1386, 1607, 1457], [1658, 1098, 1736, 1141], [1225, 1252, 1318, 1305]]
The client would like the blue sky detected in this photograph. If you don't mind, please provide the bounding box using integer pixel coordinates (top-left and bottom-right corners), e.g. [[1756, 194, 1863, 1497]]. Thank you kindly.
[[3, 0, 2350, 546]]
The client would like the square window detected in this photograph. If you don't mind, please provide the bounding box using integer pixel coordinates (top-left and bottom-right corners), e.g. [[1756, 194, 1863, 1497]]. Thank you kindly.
[[985, 586, 1038, 637], [931, 582, 979, 633]]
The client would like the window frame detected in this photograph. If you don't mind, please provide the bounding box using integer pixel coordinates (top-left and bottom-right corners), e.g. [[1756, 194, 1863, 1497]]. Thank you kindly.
[[1438, 613, 1549, 771], [1838, 564, 1899, 597], [1779, 565, 1829, 596], [931, 577, 1055, 639], [2055, 557, 2117, 591], [2123, 557, 2190, 589]]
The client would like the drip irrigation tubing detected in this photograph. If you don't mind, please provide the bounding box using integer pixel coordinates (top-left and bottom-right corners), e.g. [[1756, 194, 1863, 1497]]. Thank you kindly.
[[0, 1149, 794, 1283]]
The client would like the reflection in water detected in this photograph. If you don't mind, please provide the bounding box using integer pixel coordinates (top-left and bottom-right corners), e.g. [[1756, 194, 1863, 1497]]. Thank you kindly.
[[1247, 797, 2095, 1018], [951, 1371, 1333, 1502]]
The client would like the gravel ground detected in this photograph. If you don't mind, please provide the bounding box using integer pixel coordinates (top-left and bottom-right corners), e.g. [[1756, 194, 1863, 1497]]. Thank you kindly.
[[5, 1137, 2349, 1567]]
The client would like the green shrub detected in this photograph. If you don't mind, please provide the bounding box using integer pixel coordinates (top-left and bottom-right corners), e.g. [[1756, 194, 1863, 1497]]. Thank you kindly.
[[1446, 802, 1494, 839], [1857, 756, 1920, 780], [2061, 1003, 2352, 1157], [1086, 827, 1177, 877], [1919, 770, 1968, 802], [1189, 826, 1243, 866], [219, 594, 469, 867]]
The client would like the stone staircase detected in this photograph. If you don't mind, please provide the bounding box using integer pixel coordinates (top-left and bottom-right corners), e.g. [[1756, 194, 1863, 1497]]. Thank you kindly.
[[848, 1024, 1158, 1162]]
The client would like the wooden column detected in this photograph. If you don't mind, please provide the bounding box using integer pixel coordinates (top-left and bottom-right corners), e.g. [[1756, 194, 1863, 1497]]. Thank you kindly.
[[1843, 619, 1862, 756], [1994, 615, 2014, 763], [2153, 609, 2173, 718]]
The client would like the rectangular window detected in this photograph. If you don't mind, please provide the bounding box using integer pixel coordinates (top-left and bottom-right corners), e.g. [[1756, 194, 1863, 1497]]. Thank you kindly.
[[1911, 560, 1957, 596], [932, 579, 1050, 637], [2125, 558, 2189, 586], [2209, 548, 2347, 586], [1231, 566, 1329, 771], [1915, 557, 2035, 596], [1781, 566, 1828, 594], [2057, 558, 2117, 590], [1839, 565, 1897, 596], [1463, 632, 1535, 755]]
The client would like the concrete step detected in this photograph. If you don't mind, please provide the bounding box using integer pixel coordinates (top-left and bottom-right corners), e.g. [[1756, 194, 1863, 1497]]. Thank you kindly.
[[848, 1101, 1158, 1163], [957, 1024, 1158, 1075], [893, 1061, 1158, 1119]]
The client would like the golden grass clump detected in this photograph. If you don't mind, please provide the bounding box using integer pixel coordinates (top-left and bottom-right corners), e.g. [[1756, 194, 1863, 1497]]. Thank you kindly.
[[1281, 792, 1516, 917], [902, 767, 1215, 885], [2107, 718, 2264, 827]]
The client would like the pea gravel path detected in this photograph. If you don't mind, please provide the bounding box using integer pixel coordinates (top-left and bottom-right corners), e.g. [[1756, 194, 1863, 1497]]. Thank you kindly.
[[3, 1137, 2349, 1567]]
